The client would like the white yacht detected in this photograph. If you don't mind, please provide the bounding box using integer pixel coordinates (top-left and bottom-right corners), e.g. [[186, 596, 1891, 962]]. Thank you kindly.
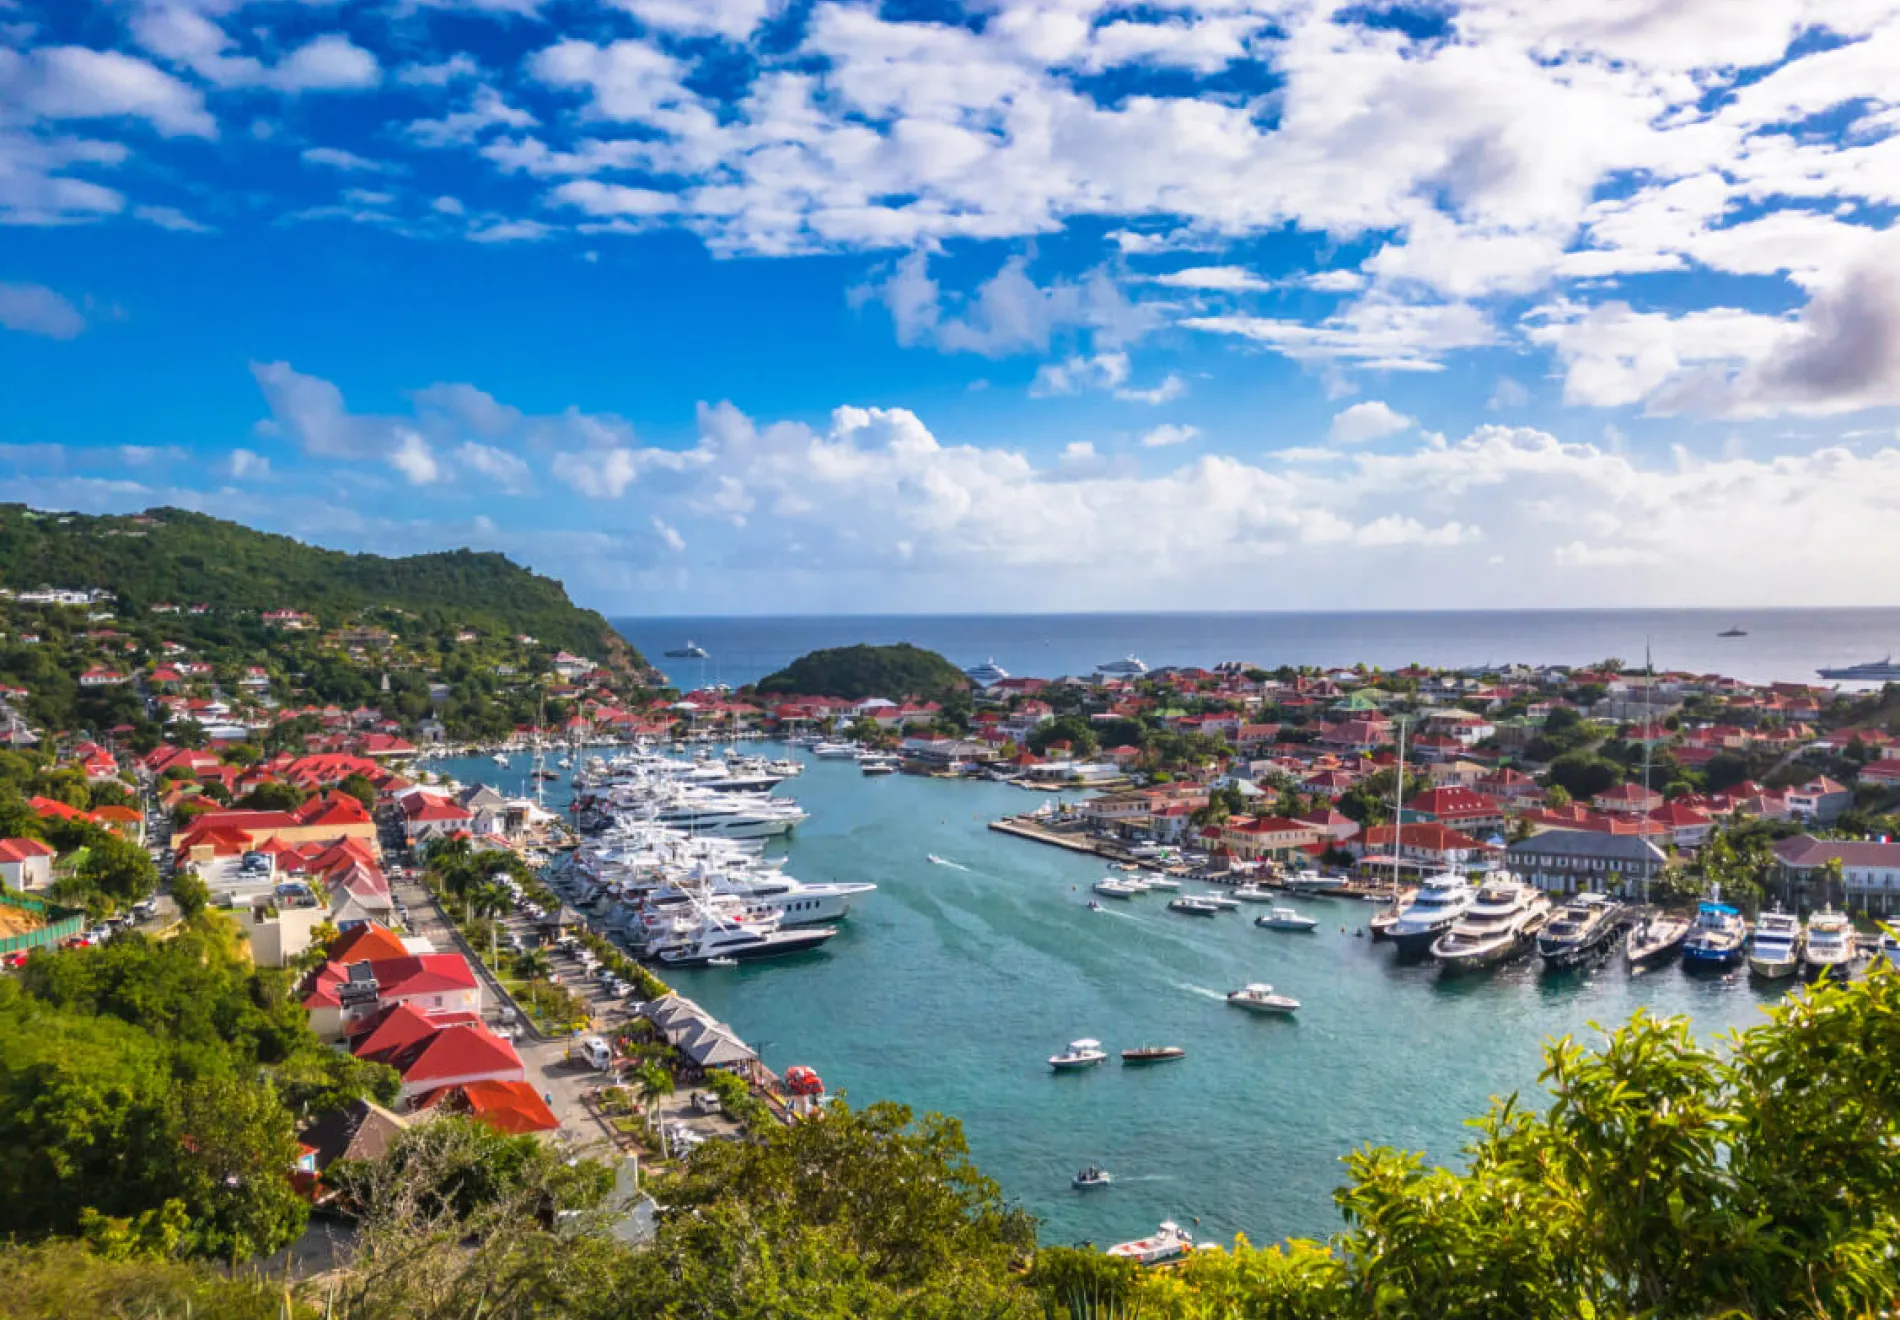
[[1095, 654, 1149, 678], [642, 871, 875, 928], [1226, 983, 1300, 1014], [1143, 875, 1182, 891], [811, 740, 859, 759], [1255, 906, 1318, 931], [1232, 884, 1276, 903], [964, 658, 1010, 687], [1282, 869, 1349, 895], [492, 751, 510, 767], [1431, 876, 1551, 972], [1387, 873, 1476, 956], [655, 915, 838, 968], [1802, 908, 1857, 979], [1093, 878, 1140, 899], [1747, 907, 1804, 980], [1049, 1038, 1108, 1070], [859, 751, 900, 776]]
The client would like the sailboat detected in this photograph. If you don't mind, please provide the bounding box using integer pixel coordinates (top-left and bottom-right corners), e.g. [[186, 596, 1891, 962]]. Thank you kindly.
[[1627, 640, 1691, 969], [1368, 715, 1411, 942]]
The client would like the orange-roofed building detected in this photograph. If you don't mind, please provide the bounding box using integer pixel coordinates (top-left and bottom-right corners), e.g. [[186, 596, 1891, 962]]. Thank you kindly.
[[417, 1079, 560, 1135], [326, 922, 409, 964]]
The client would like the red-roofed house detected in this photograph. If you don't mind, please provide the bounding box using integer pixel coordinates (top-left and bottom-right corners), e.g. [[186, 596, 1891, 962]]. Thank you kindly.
[[1401, 786, 1506, 833], [0, 837, 54, 890], [1593, 783, 1664, 816], [1348, 822, 1498, 871], [1217, 815, 1322, 862], [326, 922, 409, 964], [385, 1023, 526, 1103], [1648, 800, 1714, 847], [1783, 776, 1853, 824], [302, 952, 481, 1040], [417, 1079, 560, 1135], [399, 791, 474, 844]]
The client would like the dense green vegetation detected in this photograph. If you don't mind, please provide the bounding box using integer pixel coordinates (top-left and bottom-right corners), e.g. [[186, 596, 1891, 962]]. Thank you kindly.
[[0, 506, 640, 666], [756, 642, 968, 701], [6, 969, 1900, 1317], [0, 919, 397, 1261]]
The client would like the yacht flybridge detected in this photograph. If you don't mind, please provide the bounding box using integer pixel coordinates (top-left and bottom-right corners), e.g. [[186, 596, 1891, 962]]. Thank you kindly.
[[1536, 893, 1624, 970], [1387, 873, 1476, 956], [1747, 908, 1804, 980], [1431, 876, 1551, 972], [1802, 908, 1857, 979]]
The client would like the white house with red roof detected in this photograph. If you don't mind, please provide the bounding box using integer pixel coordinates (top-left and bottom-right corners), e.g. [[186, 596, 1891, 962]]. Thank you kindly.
[[0, 838, 54, 891], [263, 609, 315, 630], [303, 950, 483, 1041], [79, 667, 130, 687], [397, 789, 475, 844]]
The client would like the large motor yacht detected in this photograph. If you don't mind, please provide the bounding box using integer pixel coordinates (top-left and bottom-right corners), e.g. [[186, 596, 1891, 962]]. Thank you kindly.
[[1431, 876, 1552, 972], [1095, 654, 1149, 678], [1802, 907, 1857, 980], [654, 914, 838, 967], [1386, 873, 1477, 956], [1746, 907, 1804, 980], [964, 658, 1010, 687], [1681, 902, 1747, 970], [1535, 893, 1624, 970]]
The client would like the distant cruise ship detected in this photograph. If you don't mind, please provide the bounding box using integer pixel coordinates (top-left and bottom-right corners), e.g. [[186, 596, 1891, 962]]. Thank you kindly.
[[1817, 657, 1900, 682], [964, 658, 1010, 687], [664, 641, 709, 659], [1096, 654, 1149, 678]]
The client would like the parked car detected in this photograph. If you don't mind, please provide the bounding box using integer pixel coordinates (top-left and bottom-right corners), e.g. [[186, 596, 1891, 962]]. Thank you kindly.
[[578, 1035, 614, 1071]]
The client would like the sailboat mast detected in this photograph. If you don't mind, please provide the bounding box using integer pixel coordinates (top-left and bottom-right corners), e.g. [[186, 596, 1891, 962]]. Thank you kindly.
[[1391, 715, 1406, 899]]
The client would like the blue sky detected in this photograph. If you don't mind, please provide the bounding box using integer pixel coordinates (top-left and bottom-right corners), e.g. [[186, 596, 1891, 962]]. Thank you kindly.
[[3, 0, 1900, 614]]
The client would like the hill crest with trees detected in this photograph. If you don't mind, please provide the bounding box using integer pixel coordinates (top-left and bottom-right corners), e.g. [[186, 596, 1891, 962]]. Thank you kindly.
[[755, 643, 968, 701], [0, 505, 645, 671]]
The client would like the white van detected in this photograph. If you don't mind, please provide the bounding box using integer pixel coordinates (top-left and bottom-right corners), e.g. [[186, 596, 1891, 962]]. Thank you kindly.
[[578, 1036, 614, 1071]]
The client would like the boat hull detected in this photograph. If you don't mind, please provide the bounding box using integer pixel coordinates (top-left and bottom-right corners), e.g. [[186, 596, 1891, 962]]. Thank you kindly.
[[1434, 932, 1533, 972], [1681, 941, 1745, 970], [656, 927, 837, 967], [1120, 1049, 1185, 1065], [1747, 953, 1801, 980], [1389, 918, 1456, 957]]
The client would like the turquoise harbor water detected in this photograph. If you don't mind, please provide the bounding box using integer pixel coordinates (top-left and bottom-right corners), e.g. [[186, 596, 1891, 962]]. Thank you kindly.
[[430, 746, 1785, 1249]]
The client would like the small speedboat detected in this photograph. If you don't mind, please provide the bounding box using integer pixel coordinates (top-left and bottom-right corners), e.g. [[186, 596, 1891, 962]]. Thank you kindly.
[[1144, 876, 1182, 891], [1073, 1166, 1113, 1189], [1168, 897, 1223, 917], [1121, 1045, 1185, 1065], [1050, 1038, 1109, 1070], [1094, 879, 1140, 900], [1227, 983, 1300, 1014], [1232, 884, 1276, 903], [1088, 900, 1104, 912], [1192, 892, 1240, 910], [1107, 1220, 1195, 1265], [1256, 906, 1318, 932], [927, 854, 948, 865]]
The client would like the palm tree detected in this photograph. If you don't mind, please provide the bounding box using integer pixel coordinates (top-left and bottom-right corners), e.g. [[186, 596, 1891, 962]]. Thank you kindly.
[[469, 880, 512, 920], [635, 1061, 676, 1152]]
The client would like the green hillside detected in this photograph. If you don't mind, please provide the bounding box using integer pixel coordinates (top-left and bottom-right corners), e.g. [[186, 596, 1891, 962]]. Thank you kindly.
[[0, 506, 643, 668], [756, 643, 967, 700]]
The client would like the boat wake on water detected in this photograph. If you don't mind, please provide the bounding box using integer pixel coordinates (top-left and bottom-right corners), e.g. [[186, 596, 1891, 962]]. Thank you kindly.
[[1173, 982, 1230, 1003], [926, 854, 972, 871]]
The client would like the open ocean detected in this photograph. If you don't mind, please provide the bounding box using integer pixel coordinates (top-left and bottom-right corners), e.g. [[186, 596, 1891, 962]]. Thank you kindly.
[[611, 608, 1900, 690]]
